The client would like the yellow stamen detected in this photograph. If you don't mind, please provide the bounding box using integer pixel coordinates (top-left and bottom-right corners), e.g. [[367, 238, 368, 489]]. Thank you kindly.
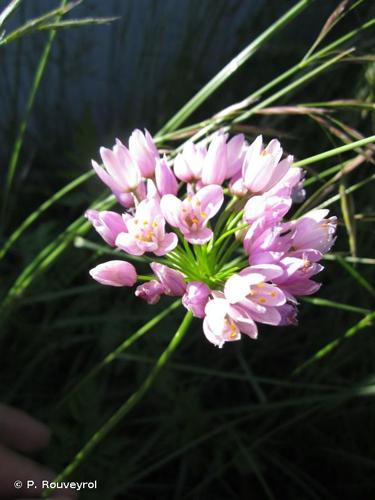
[[259, 298, 267, 304], [200, 211, 207, 218]]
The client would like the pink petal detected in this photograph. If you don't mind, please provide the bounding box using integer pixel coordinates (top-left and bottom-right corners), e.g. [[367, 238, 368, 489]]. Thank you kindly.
[[154, 232, 178, 256], [224, 274, 252, 303], [184, 227, 212, 244], [196, 185, 224, 219], [160, 194, 183, 228], [116, 233, 144, 256], [92, 160, 120, 192]]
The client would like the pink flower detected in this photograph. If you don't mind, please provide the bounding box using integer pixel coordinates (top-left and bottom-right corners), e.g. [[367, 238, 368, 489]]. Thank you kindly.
[[243, 221, 293, 265], [201, 134, 228, 185], [92, 139, 141, 206], [155, 157, 178, 196], [290, 209, 337, 255], [89, 260, 137, 287], [161, 185, 224, 244], [224, 265, 286, 325], [182, 281, 211, 318], [244, 194, 292, 226], [173, 142, 206, 183], [267, 166, 304, 199], [203, 296, 258, 348], [85, 209, 128, 246], [225, 133, 246, 179], [116, 198, 178, 256], [150, 262, 186, 296], [135, 280, 165, 304], [242, 135, 293, 194], [274, 256, 323, 302], [128, 129, 159, 178], [229, 171, 248, 197]]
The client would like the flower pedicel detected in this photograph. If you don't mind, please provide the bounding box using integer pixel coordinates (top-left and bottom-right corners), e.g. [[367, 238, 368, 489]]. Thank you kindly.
[[85, 129, 337, 348]]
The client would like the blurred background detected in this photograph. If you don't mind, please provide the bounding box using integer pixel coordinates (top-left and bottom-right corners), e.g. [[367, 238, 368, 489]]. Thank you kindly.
[[0, 1, 374, 499]]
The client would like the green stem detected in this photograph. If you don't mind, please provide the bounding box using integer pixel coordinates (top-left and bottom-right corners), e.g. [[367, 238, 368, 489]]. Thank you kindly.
[[213, 196, 238, 237], [217, 240, 243, 268], [214, 223, 248, 248], [137, 275, 154, 281], [44, 310, 193, 497], [293, 135, 375, 167], [226, 209, 245, 230], [55, 300, 181, 411]]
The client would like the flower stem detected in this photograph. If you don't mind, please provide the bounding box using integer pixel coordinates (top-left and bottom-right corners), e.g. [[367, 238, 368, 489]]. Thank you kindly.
[[137, 275, 154, 281], [217, 240, 243, 268], [43, 310, 193, 497], [213, 196, 238, 237], [55, 300, 181, 411], [293, 135, 375, 167], [214, 223, 248, 248]]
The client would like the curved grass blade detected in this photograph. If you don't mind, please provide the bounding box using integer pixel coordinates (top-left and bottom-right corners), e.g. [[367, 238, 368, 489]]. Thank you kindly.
[[0, 0, 22, 28]]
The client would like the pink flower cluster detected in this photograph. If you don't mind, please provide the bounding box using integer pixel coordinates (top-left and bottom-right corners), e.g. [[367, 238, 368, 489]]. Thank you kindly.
[[86, 129, 337, 348]]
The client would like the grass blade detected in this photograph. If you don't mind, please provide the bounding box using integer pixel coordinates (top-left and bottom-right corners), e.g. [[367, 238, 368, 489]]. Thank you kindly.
[[1, 0, 69, 223], [294, 310, 375, 374], [56, 299, 182, 410], [157, 0, 314, 135], [43, 311, 193, 496]]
